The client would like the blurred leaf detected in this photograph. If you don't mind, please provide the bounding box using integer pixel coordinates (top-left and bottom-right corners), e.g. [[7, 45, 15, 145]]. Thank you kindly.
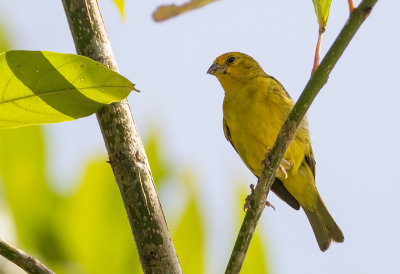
[[0, 127, 67, 265], [312, 0, 332, 28], [0, 50, 136, 129], [153, 0, 218, 22], [172, 171, 203, 274], [144, 129, 171, 187], [237, 184, 269, 274], [0, 23, 11, 53], [0, 126, 141, 273], [112, 0, 125, 20], [60, 160, 140, 274]]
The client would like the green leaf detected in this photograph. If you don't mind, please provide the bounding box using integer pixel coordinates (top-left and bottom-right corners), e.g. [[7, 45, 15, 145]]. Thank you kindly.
[[312, 0, 332, 28], [113, 0, 125, 20], [0, 126, 68, 266], [0, 50, 136, 129]]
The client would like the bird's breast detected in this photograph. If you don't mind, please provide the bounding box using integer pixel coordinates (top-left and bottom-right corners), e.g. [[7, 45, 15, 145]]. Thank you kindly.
[[223, 90, 284, 176]]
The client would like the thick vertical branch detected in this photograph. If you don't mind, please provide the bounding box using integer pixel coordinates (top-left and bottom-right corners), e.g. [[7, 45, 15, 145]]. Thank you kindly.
[[61, 1, 181, 273], [226, 0, 377, 272]]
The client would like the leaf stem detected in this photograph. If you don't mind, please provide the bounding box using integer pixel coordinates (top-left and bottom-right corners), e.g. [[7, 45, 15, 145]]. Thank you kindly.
[[311, 26, 325, 75], [225, 0, 378, 272]]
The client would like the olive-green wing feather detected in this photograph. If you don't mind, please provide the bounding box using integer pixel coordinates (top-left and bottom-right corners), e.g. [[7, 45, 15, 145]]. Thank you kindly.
[[305, 148, 316, 179], [223, 118, 300, 210]]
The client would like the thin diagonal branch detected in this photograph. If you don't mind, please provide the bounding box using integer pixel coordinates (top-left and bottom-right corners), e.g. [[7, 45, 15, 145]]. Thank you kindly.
[[225, 0, 378, 272], [0, 237, 54, 274], [61, 0, 181, 273]]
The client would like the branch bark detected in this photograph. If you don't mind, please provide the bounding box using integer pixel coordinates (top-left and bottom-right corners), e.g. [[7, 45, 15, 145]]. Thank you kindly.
[[0, 237, 55, 274], [225, 0, 378, 272], [61, 1, 181, 273]]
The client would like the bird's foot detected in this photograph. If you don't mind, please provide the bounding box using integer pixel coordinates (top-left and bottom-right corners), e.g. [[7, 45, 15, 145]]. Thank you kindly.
[[244, 184, 275, 211], [263, 148, 292, 179]]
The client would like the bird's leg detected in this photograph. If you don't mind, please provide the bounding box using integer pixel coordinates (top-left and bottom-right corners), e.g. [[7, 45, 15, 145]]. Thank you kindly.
[[244, 184, 275, 211]]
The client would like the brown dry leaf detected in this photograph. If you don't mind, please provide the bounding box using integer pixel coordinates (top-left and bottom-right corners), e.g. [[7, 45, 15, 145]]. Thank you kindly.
[[153, 0, 218, 22]]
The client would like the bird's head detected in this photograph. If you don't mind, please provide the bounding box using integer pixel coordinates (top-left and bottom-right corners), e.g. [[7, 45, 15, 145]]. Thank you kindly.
[[207, 52, 265, 86]]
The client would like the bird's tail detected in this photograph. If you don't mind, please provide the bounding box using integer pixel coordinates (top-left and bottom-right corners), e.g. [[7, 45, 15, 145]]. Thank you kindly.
[[303, 195, 344, 251]]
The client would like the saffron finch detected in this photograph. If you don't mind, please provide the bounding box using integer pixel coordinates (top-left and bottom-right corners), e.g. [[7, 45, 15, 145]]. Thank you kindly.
[[207, 52, 344, 251]]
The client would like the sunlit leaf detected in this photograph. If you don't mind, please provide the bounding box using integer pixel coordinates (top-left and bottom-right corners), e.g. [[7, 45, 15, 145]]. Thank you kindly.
[[312, 0, 332, 28], [112, 0, 125, 20], [153, 0, 218, 22], [0, 51, 136, 129], [172, 171, 203, 273]]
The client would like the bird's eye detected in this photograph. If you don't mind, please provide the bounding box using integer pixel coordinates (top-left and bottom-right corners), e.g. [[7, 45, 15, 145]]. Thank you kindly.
[[226, 56, 236, 64]]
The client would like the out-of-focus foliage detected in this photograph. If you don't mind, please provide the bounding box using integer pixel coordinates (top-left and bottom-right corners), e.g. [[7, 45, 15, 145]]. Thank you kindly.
[[60, 160, 140, 274], [0, 23, 11, 53], [0, 126, 141, 273], [153, 0, 218, 22], [172, 171, 204, 274]]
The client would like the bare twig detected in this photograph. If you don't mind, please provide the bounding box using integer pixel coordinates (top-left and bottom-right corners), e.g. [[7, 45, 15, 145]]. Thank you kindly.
[[0, 237, 54, 274]]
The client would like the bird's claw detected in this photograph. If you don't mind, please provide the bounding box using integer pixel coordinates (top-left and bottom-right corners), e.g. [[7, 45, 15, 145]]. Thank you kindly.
[[278, 165, 288, 179], [244, 184, 255, 211], [263, 148, 292, 179], [244, 184, 275, 211]]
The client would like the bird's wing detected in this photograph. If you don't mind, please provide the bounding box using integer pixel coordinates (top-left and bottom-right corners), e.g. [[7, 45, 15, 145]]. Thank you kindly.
[[223, 118, 300, 210], [305, 148, 316, 179], [268, 75, 292, 100], [223, 118, 237, 153]]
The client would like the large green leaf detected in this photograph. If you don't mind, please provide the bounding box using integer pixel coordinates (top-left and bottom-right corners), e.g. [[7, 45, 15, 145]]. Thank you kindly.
[[312, 0, 332, 28], [0, 50, 136, 128]]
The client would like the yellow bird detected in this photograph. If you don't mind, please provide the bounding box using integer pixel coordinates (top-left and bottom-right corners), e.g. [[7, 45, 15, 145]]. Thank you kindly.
[[207, 52, 344, 251]]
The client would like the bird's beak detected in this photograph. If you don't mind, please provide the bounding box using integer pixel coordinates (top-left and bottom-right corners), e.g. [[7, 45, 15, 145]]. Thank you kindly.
[[207, 63, 226, 76]]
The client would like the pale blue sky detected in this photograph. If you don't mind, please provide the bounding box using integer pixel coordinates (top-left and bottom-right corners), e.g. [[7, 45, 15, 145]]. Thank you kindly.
[[1, 0, 399, 273]]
